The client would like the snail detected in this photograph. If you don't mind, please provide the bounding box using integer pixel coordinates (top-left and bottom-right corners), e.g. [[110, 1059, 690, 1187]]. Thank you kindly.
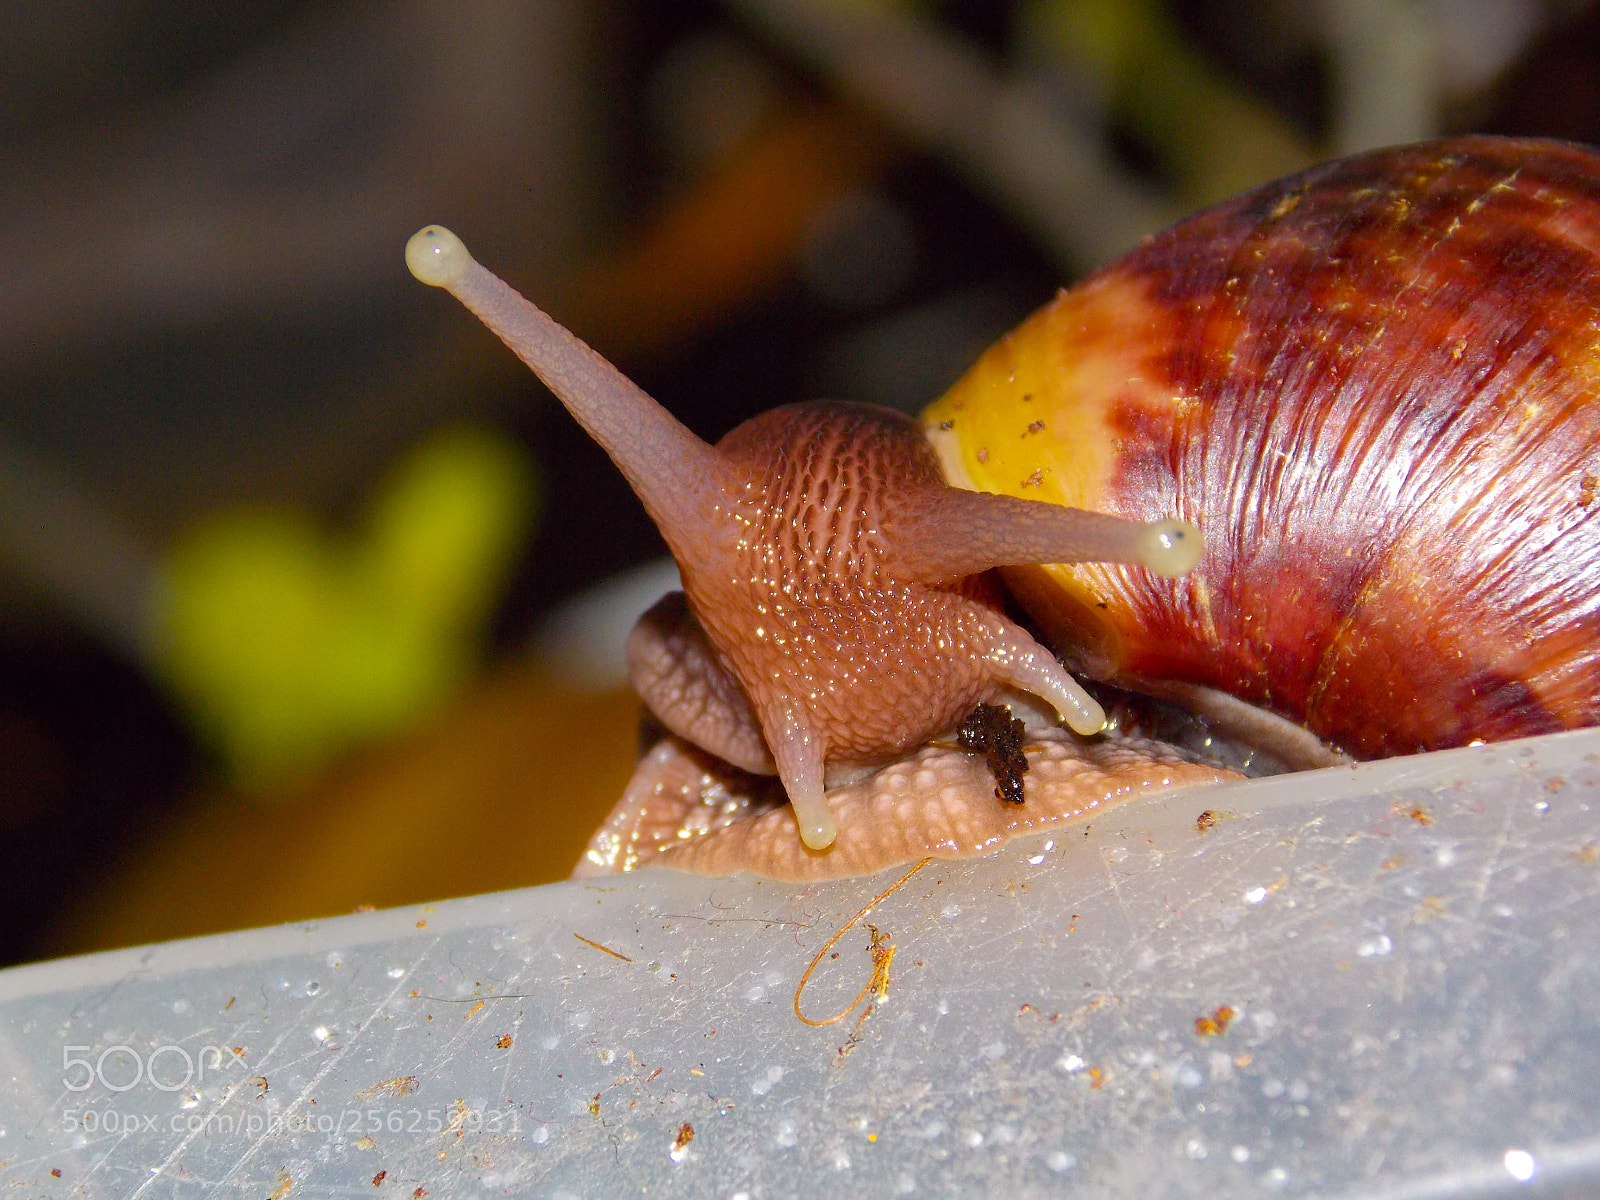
[[408, 134, 1600, 882]]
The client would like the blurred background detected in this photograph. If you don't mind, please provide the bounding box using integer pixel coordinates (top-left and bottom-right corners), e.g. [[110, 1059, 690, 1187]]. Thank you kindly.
[[3, 0, 1598, 964]]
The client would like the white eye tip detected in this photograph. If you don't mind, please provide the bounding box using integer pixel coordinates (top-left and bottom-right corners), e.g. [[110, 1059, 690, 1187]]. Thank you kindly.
[[792, 796, 839, 851], [1064, 701, 1107, 736], [1138, 519, 1204, 578], [406, 225, 474, 288]]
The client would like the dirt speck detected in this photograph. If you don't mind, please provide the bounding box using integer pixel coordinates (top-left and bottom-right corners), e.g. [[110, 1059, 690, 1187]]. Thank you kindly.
[[1195, 1004, 1236, 1036]]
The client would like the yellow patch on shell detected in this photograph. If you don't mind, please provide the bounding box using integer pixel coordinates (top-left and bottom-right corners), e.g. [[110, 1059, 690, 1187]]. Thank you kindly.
[[922, 271, 1192, 676]]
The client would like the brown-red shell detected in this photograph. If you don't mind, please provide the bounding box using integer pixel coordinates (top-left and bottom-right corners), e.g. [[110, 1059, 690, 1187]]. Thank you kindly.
[[926, 136, 1600, 759]]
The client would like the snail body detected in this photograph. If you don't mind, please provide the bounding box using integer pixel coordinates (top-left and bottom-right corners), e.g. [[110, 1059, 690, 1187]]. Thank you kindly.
[[409, 135, 1600, 880], [407, 226, 1198, 854]]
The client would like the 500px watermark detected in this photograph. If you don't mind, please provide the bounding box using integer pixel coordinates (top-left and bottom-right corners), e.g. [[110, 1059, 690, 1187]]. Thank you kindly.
[[60, 1108, 522, 1138], [62, 1045, 246, 1093]]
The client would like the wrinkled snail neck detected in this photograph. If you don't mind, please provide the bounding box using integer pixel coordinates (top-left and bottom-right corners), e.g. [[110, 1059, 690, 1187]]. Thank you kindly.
[[406, 225, 1202, 852]]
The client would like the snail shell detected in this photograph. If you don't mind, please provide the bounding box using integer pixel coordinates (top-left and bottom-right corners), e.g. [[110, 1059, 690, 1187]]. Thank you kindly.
[[930, 135, 1600, 760]]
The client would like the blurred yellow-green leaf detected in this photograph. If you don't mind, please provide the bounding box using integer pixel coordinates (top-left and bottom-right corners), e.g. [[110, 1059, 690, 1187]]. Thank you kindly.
[[155, 427, 539, 792]]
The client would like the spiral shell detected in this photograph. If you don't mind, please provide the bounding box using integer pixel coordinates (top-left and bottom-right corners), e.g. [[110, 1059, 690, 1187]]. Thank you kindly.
[[925, 136, 1600, 759]]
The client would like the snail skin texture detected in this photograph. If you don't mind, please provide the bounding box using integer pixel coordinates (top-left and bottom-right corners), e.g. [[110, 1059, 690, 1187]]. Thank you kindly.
[[409, 135, 1600, 882]]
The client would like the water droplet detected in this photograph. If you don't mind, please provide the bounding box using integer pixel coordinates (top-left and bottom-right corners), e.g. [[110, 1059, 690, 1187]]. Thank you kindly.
[[1504, 1149, 1537, 1182], [1047, 1151, 1075, 1173], [1356, 934, 1393, 957]]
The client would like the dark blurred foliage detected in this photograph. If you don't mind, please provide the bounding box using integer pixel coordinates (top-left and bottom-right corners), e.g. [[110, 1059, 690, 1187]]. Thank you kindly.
[[0, 0, 315, 140], [1175, 0, 1328, 136], [0, 628, 191, 964], [1483, 2, 1600, 142]]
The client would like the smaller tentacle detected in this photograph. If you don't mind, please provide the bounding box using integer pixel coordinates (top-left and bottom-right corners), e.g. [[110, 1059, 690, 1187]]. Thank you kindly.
[[973, 611, 1107, 735], [763, 706, 837, 850]]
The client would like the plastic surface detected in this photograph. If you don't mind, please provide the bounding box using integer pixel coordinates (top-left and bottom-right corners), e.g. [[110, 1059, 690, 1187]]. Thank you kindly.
[[3, 730, 1600, 1198]]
